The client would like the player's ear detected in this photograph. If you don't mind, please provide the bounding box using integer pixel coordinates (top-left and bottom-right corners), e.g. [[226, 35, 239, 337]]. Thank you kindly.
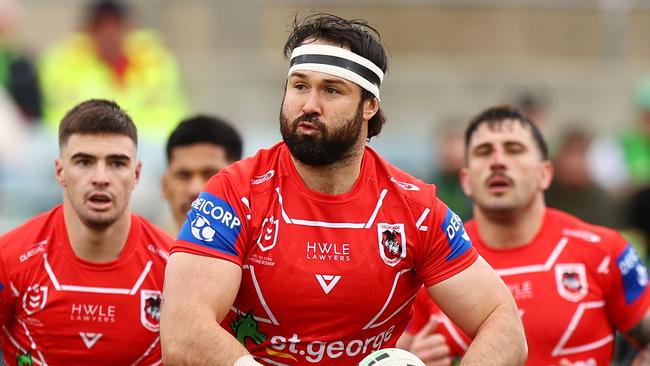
[[539, 160, 554, 191], [133, 160, 142, 188], [459, 167, 472, 197], [54, 157, 65, 188], [362, 96, 379, 121], [161, 171, 171, 200]]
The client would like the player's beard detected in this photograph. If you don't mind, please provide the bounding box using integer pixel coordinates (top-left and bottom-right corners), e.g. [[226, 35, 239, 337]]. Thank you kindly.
[[280, 101, 364, 166]]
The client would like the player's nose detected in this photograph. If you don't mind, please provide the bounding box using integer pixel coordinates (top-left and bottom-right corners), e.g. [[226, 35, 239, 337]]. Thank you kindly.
[[488, 149, 507, 170], [188, 176, 205, 200], [301, 90, 322, 116], [91, 162, 111, 185]]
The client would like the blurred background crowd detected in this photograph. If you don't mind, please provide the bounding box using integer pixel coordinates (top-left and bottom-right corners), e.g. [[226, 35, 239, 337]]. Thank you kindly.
[[0, 0, 649, 260]]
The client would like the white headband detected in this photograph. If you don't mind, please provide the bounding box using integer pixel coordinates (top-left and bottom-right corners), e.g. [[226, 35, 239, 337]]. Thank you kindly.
[[288, 44, 384, 100]]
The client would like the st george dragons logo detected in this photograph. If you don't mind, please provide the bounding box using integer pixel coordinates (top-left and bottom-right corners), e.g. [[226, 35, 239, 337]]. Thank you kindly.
[[377, 223, 407, 267], [555, 263, 588, 302]]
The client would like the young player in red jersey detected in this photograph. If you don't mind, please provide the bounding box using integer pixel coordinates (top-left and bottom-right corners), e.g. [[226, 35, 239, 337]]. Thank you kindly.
[[401, 106, 650, 365], [0, 99, 172, 365], [160, 14, 526, 366]]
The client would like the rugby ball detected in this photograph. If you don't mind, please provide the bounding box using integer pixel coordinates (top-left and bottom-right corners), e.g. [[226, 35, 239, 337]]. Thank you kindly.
[[358, 348, 426, 366]]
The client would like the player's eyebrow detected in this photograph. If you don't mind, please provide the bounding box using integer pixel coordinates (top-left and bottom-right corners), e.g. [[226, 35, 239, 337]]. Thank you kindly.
[[71, 152, 131, 162], [290, 71, 353, 87], [70, 152, 96, 160]]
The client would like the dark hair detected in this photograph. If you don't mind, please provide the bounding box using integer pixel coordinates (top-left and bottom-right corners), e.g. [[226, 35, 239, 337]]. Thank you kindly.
[[85, 0, 127, 26], [465, 105, 549, 161], [59, 99, 137, 147], [283, 13, 388, 140], [166, 115, 243, 163]]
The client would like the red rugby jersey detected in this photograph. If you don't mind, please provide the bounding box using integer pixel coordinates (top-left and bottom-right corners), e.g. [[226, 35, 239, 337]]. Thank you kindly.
[[0, 205, 172, 366], [410, 208, 650, 366], [172, 142, 478, 366]]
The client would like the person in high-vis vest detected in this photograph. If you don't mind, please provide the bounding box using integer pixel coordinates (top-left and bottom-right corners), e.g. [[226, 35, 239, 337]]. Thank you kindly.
[[38, 0, 187, 142]]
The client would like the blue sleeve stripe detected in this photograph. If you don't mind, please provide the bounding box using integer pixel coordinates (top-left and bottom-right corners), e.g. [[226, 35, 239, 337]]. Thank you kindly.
[[440, 208, 473, 261], [617, 245, 648, 304], [177, 192, 242, 257]]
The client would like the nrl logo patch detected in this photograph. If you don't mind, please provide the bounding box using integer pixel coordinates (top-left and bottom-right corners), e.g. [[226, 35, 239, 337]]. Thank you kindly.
[[22, 284, 48, 315], [257, 216, 279, 252], [140, 290, 162, 332], [554, 263, 588, 302], [377, 223, 407, 267]]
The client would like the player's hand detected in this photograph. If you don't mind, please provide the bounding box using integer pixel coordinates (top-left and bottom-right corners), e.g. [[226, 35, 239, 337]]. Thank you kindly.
[[409, 316, 452, 366]]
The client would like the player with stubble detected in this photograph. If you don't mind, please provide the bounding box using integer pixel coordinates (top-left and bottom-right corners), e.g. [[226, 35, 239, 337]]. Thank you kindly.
[[0, 99, 171, 365], [403, 106, 650, 365], [161, 14, 527, 366]]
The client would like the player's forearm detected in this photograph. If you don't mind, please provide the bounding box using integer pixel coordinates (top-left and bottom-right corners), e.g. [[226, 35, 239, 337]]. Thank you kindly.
[[161, 311, 250, 366], [459, 303, 527, 365]]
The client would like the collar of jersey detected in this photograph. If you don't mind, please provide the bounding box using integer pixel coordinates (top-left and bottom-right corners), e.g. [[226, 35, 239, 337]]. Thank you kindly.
[[55, 206, 141, 270], [280, 143, 373, 203]]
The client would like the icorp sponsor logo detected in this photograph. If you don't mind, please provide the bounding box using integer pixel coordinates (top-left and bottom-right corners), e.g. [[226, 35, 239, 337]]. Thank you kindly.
[[617, 245, 648, 304], [441, 208, 472, 261], [178, 192, 241, 256]]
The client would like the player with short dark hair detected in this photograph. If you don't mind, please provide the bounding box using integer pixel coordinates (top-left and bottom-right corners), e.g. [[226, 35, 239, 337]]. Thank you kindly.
[[163, 115, 243, 233], [160, 14, 526, 366], [0, 99, 172, 365], [404, 105, 650, 365]]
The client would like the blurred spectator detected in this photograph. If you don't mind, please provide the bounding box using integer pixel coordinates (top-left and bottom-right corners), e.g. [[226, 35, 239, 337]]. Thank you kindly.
[[161, 115, 243, 235], [589, 77, 650, 194], [429, 119, 472, 220], [515, 90, 550, 129], [546, 128, 621, 228], [38, 0, 187, 141], [0, 0, 42, 122]]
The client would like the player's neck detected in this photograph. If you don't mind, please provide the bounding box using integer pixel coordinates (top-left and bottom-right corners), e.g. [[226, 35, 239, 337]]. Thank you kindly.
[[291, 145, 365, 195], [63, 204, 131, 263], [473, 196, 546, 249]]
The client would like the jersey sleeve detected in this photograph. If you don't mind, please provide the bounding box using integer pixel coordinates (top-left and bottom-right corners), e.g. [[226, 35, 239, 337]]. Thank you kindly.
[[605, 234, 650, 333], [172, 170, 250, 267], [415, 197, 478, 287]]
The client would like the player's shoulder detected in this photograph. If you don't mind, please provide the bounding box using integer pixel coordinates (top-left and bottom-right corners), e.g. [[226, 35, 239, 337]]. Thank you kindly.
[[0, 206, 60, 266], [131, 214, 173, 261], [548, 208, 625, 247], [367, 147, 437, 206], [205, 142, 285, 195]]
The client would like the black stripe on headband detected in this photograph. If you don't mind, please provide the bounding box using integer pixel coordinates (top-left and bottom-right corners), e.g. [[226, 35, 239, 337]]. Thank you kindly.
[[290, 54, 381, 88]]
